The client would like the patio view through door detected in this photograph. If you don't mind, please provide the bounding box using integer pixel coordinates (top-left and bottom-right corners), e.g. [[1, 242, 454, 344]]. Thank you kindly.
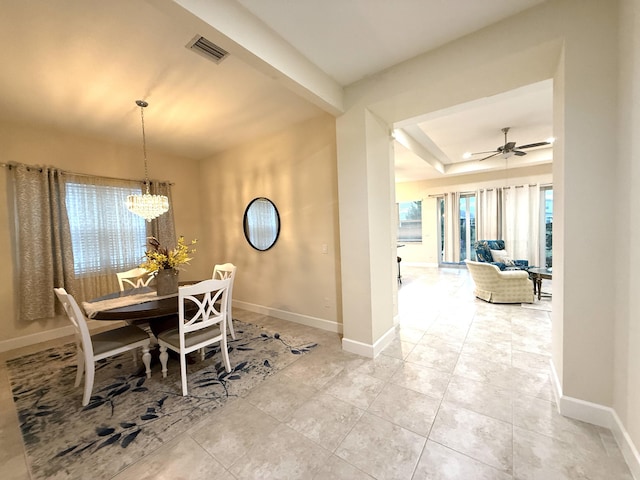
[[459, 194, 476, 262], [541, 187, 553, 268]]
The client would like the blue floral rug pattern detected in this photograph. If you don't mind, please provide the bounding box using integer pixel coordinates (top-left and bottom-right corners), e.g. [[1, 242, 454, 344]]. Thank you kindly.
[[7, 321, 317, 480]]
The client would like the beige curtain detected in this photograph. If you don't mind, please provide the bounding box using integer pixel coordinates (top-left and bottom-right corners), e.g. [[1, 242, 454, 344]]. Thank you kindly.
[[476, 188, 503, 240], [148, 181, 176, 248], [503, 184, 540, 266], [10, 165, 175, 320], [443, 192, 460, 263], [10, 164, 75, 320], [441, 184, 542, 267]]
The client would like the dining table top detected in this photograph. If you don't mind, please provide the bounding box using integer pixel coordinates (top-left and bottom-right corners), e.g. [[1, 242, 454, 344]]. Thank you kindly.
[[88, 282, 200, 322]]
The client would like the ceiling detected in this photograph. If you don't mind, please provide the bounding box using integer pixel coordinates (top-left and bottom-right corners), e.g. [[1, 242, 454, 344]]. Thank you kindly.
[[393, 79, 554, 182], [0, 0, 552, 181]]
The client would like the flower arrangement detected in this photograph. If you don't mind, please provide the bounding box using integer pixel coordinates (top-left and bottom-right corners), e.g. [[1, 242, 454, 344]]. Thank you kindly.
[[140, 236, 197, 273]]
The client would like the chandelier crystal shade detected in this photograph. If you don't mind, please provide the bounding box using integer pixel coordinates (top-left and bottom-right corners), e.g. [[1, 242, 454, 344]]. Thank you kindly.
[[126, 100, 170, 222]]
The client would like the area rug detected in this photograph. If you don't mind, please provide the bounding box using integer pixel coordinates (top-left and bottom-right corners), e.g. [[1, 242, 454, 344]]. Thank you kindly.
[[7, 321, 317, 480]]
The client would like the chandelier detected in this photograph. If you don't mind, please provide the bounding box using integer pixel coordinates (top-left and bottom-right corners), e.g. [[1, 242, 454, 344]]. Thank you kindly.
[[126, 100, 169, 222]]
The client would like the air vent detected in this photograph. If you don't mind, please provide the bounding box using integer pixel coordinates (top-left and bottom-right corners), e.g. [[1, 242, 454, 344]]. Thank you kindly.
[[186, 35, 229, 64]]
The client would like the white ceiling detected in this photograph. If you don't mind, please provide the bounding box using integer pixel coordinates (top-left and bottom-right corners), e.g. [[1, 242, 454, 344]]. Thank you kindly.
[[394, 80, 554, 182], [0, 0, 552, 181], [236, 0, 547, 86]]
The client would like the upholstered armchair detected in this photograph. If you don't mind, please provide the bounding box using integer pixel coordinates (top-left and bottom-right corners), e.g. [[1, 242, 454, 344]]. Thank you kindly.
[[473, 240, 529, 271], [465, 260, 534, 304]]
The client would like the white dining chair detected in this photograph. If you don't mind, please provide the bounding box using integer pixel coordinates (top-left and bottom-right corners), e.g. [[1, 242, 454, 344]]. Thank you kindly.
[[116, 267, 154, 291], [53, 288, 152, 406], [212, 263, 237, 339], [157, 278, 232, 396]]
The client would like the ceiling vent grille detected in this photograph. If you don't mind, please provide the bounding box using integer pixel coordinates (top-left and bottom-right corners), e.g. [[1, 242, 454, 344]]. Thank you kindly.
[[186, 35, 229, 64]]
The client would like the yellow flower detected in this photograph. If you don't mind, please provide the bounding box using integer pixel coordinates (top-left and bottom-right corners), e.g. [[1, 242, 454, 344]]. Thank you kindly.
[[140, 236, 197, 273]]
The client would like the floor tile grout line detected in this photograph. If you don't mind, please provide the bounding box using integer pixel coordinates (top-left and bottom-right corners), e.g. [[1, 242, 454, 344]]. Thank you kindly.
[[4, 266, 632, 479], [403, 270, 520, 478]]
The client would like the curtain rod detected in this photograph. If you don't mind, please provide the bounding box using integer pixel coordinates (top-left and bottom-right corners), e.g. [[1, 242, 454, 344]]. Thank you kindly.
[[1, 162, 174, 186], [479, 182, 553, 191], [427, 191, 475, 198], [428, 182, 553, 198]]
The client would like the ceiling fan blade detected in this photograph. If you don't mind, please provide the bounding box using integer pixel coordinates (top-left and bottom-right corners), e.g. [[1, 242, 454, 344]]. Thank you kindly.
[[504, 141, 516, 151], [514, 150, 527, 156], [479, 152, 501, 161], [517, 141, 550, 149], [468, 150, 498, 156]]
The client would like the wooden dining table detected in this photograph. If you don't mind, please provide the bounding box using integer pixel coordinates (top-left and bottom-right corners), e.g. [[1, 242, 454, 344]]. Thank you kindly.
[[86, 283, 205, 372], [88, 282, 202, 323]]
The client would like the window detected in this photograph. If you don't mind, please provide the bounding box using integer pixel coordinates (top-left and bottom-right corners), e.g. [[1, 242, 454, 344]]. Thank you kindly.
[[65, 182, 147, 276], [397, 200, 422, 242]]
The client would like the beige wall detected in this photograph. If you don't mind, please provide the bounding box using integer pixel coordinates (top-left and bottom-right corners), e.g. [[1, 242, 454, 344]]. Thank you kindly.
[[617, 0, 640, 456], [0, 121, 204, 345], [197, 114, 342, 329], [557, 0, 617, 409]]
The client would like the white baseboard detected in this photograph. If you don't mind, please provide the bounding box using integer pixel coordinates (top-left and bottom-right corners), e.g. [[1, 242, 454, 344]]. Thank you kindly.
[[3, 300, 335, 354], [0, 319, 125, 354], [611, 409, 640, 480], [550, 360, 640, 479], [235, 300, 396, 359], [0, 324, 74, 353], [342, 324, 396, 358], [233, 300, 342, 334]]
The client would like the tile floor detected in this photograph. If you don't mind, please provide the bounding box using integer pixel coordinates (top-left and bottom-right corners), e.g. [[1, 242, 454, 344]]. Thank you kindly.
[[0, 266, 634, 479]]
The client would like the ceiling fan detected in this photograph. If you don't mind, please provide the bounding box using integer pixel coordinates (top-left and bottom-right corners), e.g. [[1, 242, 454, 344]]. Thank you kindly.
[[468, 127, 551, 161]]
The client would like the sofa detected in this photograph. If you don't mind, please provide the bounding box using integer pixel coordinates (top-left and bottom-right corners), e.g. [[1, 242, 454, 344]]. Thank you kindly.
[[465, 260, 534, 304], [473, 240, 529, 271]]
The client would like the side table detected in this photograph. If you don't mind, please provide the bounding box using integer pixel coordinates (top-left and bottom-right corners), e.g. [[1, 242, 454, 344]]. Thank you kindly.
[[527, 267, 552, 300]]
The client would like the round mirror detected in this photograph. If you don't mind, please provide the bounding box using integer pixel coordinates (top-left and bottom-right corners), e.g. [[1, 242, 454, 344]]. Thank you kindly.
[[243, 197, 281, 251]]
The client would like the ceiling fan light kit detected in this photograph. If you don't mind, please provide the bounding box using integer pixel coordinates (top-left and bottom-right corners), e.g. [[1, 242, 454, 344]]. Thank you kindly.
[[466, 127, 552, 161]]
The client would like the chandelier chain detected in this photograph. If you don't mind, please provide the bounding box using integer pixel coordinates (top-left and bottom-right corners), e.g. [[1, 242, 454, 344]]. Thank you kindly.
[[139, 103, 150, 193]]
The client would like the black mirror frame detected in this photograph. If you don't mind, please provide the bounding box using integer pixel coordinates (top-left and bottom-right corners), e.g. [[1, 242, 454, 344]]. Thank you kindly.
[[243, 197, 281, 251]]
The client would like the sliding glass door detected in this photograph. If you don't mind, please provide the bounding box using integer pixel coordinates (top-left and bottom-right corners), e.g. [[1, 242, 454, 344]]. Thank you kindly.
[[540, 187, 553, 267], [459, 194, 476, 261]]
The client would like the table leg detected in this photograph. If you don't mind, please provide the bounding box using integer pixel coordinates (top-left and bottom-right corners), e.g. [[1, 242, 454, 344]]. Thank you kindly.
[[537, 278, 542, 300]]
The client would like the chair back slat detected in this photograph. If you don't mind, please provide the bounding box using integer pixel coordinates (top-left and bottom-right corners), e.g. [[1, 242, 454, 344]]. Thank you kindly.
[[212, 263, 236, 320], [178, 278, 230, 336], [117, 267, 154, 291], [53, 288, 93, 357], [213, 264, 235, 280]]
